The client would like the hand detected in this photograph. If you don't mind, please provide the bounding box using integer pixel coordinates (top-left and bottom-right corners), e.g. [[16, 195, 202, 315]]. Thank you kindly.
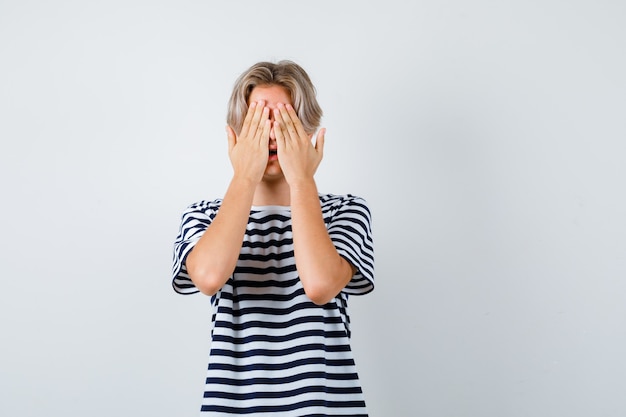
[[226, 100, 271, 183], [273, 103, 325, 185]]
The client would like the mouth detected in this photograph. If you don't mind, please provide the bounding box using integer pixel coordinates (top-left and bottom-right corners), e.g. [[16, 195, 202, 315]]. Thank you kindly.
[[269, 149, 277, 156]]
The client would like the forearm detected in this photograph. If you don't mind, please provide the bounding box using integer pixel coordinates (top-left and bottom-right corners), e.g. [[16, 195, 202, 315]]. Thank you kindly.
[[290, 179, 354, 305], [186, 176, 255, 295]]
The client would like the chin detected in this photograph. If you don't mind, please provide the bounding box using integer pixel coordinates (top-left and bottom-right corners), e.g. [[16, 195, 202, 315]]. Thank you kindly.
[[262, 165, 284, 180]]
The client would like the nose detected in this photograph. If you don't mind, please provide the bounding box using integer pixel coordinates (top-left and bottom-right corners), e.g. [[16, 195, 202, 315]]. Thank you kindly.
[[268, 107, 276, 123], [269, 107, 277, 140]]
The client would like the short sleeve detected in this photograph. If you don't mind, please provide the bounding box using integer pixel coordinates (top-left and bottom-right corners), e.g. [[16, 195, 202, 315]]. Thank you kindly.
[[171, 200, 220, 294], [326, 196, 375, 295]]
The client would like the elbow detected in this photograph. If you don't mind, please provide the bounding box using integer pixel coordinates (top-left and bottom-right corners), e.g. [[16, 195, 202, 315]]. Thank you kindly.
[[196, 280, 222, 297], [302, 282, 337, 306], [300, 259, 353, 305], [188, 268, 229, 296]]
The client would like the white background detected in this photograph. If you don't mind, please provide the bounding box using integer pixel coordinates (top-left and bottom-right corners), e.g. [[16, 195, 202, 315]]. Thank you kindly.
[[1, 1, 625, 416]]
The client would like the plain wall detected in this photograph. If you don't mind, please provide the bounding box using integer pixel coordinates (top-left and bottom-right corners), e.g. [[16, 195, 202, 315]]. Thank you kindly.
[[1, 1, 625, 416]]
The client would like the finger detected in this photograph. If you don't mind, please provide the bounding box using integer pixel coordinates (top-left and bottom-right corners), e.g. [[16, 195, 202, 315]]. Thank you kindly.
[[285, 103, 309, 140], [242, 100, 266, 140], [249, 100, 268, 139], [239, 101, 257, 138], [257, 118, 271, 147], [277, 103, 299, 141], [226, 125, 236, 152], [273, 108, 292, 144], [253, 106, 269, 138], [274, 120, 286, 150]]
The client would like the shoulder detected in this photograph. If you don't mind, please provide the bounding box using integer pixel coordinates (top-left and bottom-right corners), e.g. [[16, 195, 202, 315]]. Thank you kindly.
[[319, 193, 368, 207], [183, 198, 223, 214], [186, 198, 222, 211], [178, 199, 223, 224], [318, 193, 372, 224], [319, 193, 370, 212]]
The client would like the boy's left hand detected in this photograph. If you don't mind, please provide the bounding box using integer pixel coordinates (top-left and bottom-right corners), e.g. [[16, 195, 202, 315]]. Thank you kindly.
[[273, 103, 325, 186]]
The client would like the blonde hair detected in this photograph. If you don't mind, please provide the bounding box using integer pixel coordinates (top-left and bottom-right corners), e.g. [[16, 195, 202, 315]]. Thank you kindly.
[[227, 60, 323, 135]]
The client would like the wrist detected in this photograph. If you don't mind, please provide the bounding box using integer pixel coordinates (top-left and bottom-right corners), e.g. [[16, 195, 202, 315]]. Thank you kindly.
[[231, 174, 260, 188], [229, 175, 259, 198], [289, 177, 317, 195]]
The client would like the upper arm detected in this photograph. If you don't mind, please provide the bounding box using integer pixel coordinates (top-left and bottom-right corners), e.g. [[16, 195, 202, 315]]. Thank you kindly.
[[326, 196, 375, 295], [171, 202, 216, 294]]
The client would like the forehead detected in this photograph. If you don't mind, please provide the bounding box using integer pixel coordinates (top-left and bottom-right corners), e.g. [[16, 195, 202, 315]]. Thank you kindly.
[[248, 85, 292, 106]]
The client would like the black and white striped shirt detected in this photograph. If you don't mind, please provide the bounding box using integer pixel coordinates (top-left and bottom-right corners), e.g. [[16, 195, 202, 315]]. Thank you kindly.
[[172, 193, 374, 416]]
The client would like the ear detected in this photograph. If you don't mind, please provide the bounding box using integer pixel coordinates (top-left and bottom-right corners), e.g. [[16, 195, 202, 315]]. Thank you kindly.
[[226, 125, 236, 152], [315, 128, 326, 153]]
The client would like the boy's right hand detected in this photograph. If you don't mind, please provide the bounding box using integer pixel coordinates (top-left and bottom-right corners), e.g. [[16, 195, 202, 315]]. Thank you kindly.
[[226, 100, 271, 184]]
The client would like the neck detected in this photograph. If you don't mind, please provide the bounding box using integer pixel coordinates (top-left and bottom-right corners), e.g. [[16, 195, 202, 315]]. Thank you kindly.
[[252, 177, 291, 206]]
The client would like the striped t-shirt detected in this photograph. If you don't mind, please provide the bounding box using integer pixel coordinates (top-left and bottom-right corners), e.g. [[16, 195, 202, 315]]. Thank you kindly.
[[172, 193, 375, 416]]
